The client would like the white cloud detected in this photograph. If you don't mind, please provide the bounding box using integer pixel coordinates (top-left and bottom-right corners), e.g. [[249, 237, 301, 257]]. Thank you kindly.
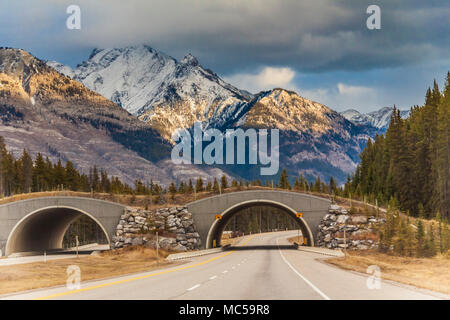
[[303, 83, 378, 112], [224, 67, 296, 93], [337, 83, 374, 96], [226, 67, 379, 112], [225, 68, 378, 112]]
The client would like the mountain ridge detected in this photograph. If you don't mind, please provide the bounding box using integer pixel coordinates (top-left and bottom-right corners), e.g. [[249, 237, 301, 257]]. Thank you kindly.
[[341, 107, 410, 130], [47, 45, 387, 183], [0, 48, 230, 185]]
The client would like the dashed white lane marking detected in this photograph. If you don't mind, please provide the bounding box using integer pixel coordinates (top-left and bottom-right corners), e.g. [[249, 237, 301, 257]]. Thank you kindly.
[[276, 237, 330, 300], [187, 284, 201, 291], [209, 276, 217, 280], [238, 264, 240, 266], [222, 270, 228, 274], [232, 266, 235, 269]]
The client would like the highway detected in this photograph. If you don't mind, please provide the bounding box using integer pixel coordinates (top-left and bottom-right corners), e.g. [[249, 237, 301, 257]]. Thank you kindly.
[[2, 231, 446, 300]]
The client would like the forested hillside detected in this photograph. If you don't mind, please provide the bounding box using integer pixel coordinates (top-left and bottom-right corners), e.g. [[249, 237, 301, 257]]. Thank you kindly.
[[0, 136, 140, 196], [347, 72, 449, 219]]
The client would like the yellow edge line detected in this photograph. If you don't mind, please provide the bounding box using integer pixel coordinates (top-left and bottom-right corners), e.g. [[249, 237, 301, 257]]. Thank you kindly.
[[35, 234, 256, 300]]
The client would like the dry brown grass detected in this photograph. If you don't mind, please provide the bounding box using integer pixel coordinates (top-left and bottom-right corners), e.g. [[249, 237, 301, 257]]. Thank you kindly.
[[0, 187, 335, 209], [220, 234, 247, 246], [287, 236, 304, 244], [0, 246, 174, 295], [326, 250, 450, 294]]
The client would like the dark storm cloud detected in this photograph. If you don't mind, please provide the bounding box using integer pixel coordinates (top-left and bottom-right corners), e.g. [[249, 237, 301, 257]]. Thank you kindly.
[[1, 0, 448, 74]]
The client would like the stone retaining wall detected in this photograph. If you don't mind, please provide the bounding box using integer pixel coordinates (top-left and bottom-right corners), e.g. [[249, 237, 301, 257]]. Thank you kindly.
[[317, 204, 385, 250], [112, 206, 201, 252]]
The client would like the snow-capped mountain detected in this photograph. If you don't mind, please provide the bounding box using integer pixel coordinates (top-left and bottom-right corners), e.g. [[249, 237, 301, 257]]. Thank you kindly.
[[341, 107, 410, 131], [225, 89, 378, 182], [48, 45, 252, 140], [46, 45, 384, 183], [0, 48, 229, 185]]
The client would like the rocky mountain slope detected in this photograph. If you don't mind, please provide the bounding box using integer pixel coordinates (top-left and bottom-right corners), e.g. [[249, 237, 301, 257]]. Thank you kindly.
[[48, 45, 385, 183], [341, 107, 410, 131], [0, 48, 227, 185], [48, 45, 252, 140], [228, 89, 379, 182]]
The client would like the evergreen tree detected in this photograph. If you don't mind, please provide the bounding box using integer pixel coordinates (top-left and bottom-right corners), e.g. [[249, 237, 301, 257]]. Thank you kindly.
[[213, 177, 220, 193], [424, 223, 437, 257], [65, 161, 80, 191], [434, 72, 450, 218], [178, 181, 186, 194], [220, 175, 228, 190], [279, 169, 290, 189], [195, 177, 204, 192], [313, 176, 322, 192], [329, 176, 337, 195], [416, 220, 425, 257], [54, 159, 65, 189], [349, 73, 450, 219], [21, 150, 33, 193], [169, 182, 177, 200], [187, 179, 193, 194]]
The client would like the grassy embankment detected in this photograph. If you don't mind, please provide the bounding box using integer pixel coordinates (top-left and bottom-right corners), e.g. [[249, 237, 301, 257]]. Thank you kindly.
[[326, 251, 450, 294], [285, 234, 450, 294], [0, 187, 336, 209], [0, 246, 173, 295]]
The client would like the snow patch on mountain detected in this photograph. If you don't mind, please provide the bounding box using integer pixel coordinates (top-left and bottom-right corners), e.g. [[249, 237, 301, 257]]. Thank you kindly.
[[48, 45, 253, 140], [341, 107, 410, 130]]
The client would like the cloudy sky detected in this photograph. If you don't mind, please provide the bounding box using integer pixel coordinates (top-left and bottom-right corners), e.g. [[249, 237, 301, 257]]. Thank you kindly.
[[1, 0, 449, 112]]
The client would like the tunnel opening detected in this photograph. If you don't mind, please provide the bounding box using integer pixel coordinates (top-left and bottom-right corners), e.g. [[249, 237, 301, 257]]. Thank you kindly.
[[5, 206, 110, 256], [206, 200, 314, 249]]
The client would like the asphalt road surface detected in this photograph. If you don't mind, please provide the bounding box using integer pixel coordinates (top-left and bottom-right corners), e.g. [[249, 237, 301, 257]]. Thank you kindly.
[[2, 231, 447, 300]]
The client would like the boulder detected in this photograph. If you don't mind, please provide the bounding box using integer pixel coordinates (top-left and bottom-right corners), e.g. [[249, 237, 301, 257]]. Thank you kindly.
[[181, 220, 192, 228], [336, 215, 350, 224], [173, 244, 188, 252], [131, 237, 144, 246], [135, 216, 146, 224], [329, 204, 340, 212], [351, 216, 368, 224]]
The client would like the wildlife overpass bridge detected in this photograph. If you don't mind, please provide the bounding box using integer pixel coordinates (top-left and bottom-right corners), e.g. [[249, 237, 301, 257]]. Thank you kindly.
[[186, 190, 331, 249], [0, 191, 331, 256], [0, 197, 125, 257]]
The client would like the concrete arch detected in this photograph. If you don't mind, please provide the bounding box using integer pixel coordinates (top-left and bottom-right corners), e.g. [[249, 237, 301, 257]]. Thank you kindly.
[[205, 199, 315, 249], [5, 205, 111, 256], [0, 197, 125, 257], [186, 190, 331, 249]]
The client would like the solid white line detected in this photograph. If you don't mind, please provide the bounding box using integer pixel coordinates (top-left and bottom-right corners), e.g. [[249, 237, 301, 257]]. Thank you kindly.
[[209, 276, 217, 280], [187, 284, 201, 291], [222, 270, 228, 274], [276, 237, 331, 300]]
